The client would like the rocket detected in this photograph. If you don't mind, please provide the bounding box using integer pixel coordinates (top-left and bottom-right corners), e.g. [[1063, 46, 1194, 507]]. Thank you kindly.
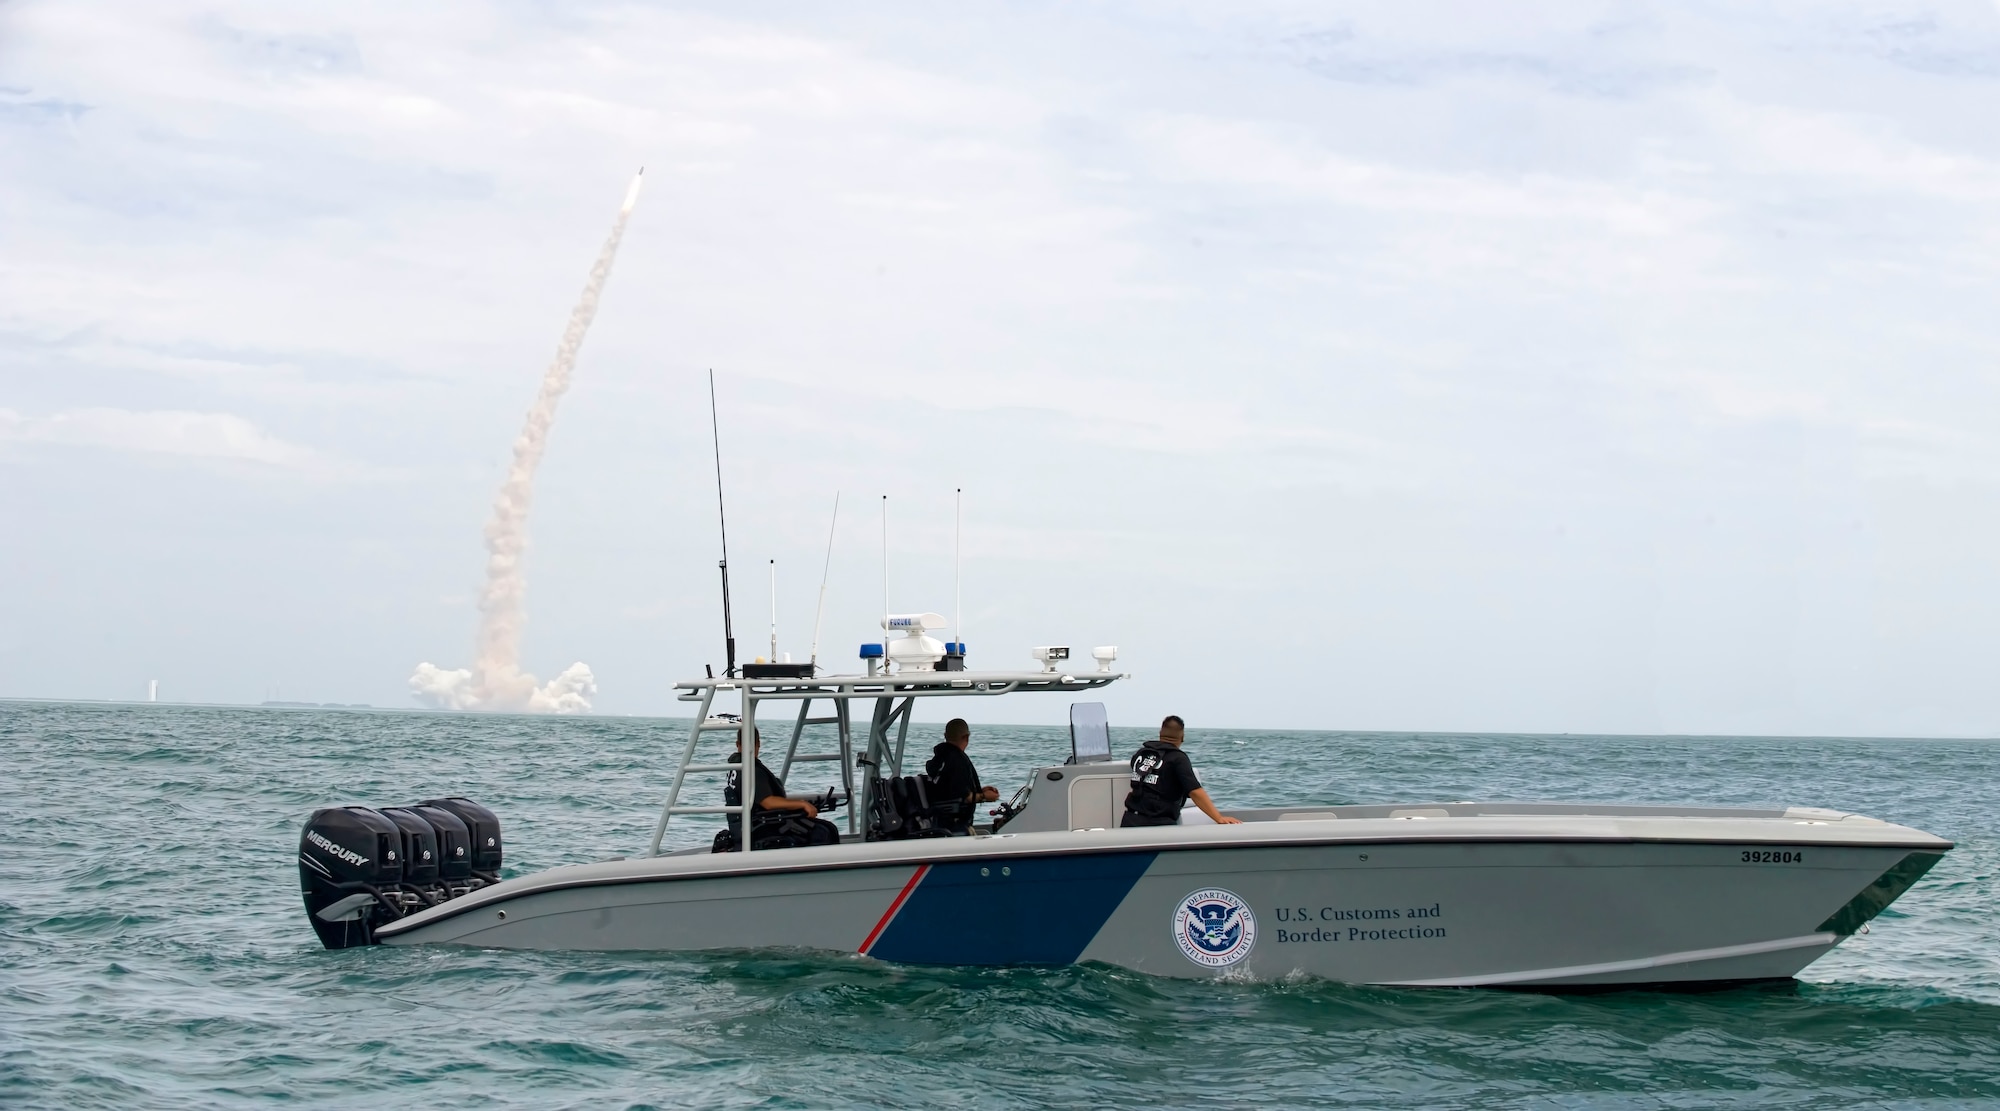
[[621, 167, 645, 215]]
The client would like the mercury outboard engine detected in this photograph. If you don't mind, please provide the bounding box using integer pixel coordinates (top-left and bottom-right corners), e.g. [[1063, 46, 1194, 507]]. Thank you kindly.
[[376, 807, 444, 906], [422, 797, 502, 880], [413, 804, 472, 893], [298, 798, 504, 950], [298, 806, 405, 949]]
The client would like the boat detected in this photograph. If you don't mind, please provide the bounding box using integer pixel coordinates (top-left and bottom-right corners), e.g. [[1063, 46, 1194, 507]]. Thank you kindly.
[[297, 637, 1953, 988]]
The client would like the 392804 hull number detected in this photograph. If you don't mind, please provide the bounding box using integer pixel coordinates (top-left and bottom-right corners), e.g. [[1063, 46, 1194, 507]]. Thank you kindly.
[[1742, 850, 1803, 863]]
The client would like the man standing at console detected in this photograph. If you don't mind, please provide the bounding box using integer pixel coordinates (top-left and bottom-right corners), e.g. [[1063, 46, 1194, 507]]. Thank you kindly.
[[1121, 715, 1242, 828]]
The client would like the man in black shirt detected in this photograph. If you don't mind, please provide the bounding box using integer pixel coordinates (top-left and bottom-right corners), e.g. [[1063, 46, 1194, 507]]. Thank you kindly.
[[1120, 715, 1242, 828], [715, 729, 840, 852], [925, 718, 999, 832], [726, 729, 820, 819]]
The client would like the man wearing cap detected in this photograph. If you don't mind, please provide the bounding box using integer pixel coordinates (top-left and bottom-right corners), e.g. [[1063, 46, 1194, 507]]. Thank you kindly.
[[1120, 715, 1242, 828]]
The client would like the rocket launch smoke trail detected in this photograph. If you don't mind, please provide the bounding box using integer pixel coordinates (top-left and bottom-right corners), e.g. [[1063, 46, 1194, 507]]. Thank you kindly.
[[410, 170, 644, 713]]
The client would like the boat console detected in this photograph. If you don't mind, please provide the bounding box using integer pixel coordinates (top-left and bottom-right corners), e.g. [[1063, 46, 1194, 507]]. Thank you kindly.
[[645, 662, 1129, 858]]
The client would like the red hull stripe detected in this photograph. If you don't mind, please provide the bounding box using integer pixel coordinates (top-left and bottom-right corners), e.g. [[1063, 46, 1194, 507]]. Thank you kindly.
[[859, 864, 930, 954]]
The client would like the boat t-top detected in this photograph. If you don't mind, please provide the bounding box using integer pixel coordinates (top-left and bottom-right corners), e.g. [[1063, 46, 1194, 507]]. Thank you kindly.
[[298, 615, 1951, 988]]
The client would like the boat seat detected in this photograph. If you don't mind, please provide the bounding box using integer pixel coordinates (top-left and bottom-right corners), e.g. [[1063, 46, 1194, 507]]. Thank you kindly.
[[867, 774, 960, 841], [711, 810, 840, 853]]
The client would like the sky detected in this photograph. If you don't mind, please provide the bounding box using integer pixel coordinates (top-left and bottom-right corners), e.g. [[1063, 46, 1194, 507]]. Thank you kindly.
[[4, 1, 2000, 735]]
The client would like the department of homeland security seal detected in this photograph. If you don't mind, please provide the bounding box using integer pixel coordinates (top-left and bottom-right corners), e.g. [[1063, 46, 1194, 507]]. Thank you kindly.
[[1173, 888, 1257, 967]]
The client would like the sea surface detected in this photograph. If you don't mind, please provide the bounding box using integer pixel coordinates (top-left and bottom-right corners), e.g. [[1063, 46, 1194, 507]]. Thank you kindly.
[[3, 701, 1997, 1109]]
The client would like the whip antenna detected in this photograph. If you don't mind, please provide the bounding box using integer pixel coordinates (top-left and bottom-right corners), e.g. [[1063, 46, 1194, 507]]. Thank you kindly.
[[708, 370, 737, 677], [809, 492, 840, 669], [888, 497, 896, 667], [768, 559, 777, 664], [953, 488, 963, 663]]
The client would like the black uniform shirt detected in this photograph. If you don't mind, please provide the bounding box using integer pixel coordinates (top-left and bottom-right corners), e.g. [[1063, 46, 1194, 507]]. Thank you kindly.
[[1121, 739, 1202, 826], [724, 752, 786, 811], [925, 742, 982, 802]]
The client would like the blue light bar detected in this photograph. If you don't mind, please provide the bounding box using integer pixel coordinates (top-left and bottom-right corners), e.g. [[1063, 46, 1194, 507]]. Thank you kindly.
[[858, 643, 885, 659]]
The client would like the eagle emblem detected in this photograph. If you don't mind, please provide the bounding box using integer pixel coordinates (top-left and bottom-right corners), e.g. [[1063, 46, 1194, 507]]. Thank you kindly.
[[1173, 887, 1257, 967]]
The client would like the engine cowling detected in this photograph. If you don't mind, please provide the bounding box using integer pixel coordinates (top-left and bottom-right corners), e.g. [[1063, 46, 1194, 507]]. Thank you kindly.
[[421, 797, 503, 877], [376, 807, 442, 887], [413, 804, 472, 888], [298, 798, 504, 949], [298, 806, 403, 949]]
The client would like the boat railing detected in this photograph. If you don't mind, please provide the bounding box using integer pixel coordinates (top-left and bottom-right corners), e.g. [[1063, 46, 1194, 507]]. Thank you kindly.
[[647, 669, 1125, 856]]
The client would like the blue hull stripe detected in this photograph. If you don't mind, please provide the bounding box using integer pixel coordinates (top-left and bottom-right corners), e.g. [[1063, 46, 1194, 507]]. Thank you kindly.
[[867, 852, 1157, 965]]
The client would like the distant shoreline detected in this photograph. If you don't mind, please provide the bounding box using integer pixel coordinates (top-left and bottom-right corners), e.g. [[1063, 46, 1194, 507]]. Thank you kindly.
[[0, 696, 672, 720], [0, 697, 1995, 741]]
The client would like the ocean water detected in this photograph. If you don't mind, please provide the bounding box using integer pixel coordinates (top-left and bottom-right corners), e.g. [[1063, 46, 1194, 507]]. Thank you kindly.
[[3, 701, 1997, 1109]]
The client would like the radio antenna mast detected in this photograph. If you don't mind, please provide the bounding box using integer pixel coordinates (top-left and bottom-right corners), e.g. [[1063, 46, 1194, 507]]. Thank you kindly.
[[708, 370, 737, 677], [809, 492, 840, 669], [953, 487, 963, 660], [767, 559, 778, 664], [888, 495, 896, 667]]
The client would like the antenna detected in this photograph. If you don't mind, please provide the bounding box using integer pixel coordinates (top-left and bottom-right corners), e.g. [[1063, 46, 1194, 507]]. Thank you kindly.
[[809, 492, 840, 668], [953, 487, 963, 662], [708, 370, 737, 677], [768, 559, 777, 664], [888, 495, 896, 667]]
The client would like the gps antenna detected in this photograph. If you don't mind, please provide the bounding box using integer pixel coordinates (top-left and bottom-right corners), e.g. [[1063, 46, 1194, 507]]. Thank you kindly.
[[809, 492, 840, 670], [708, 370, 737, 677]]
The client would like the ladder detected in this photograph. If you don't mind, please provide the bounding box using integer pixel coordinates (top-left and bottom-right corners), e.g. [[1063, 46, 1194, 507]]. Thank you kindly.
[[647, 685, 861, 854], [646, 685, 750, 855], [777, 697, 858, 836]]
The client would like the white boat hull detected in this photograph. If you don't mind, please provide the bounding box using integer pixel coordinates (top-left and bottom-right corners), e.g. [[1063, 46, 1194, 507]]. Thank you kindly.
[[375, 807, 1947, 988]]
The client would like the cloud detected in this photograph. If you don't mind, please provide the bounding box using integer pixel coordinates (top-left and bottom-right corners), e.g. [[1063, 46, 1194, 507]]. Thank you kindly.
[[1278, 25, 1708, 98], [8, 0, 2000, 733], [0, 87, 92, 126], [1137, 112, 1704, 229], [0, 406, 337, 471]]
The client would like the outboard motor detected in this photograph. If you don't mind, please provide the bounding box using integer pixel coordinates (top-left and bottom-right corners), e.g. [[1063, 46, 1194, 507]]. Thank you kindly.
[[422, 797, 503, 882], [298, 806, 404, 949], [413, 804, 473, 895], [298, 798, 504, 950], [376, 807, 443, 905]]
